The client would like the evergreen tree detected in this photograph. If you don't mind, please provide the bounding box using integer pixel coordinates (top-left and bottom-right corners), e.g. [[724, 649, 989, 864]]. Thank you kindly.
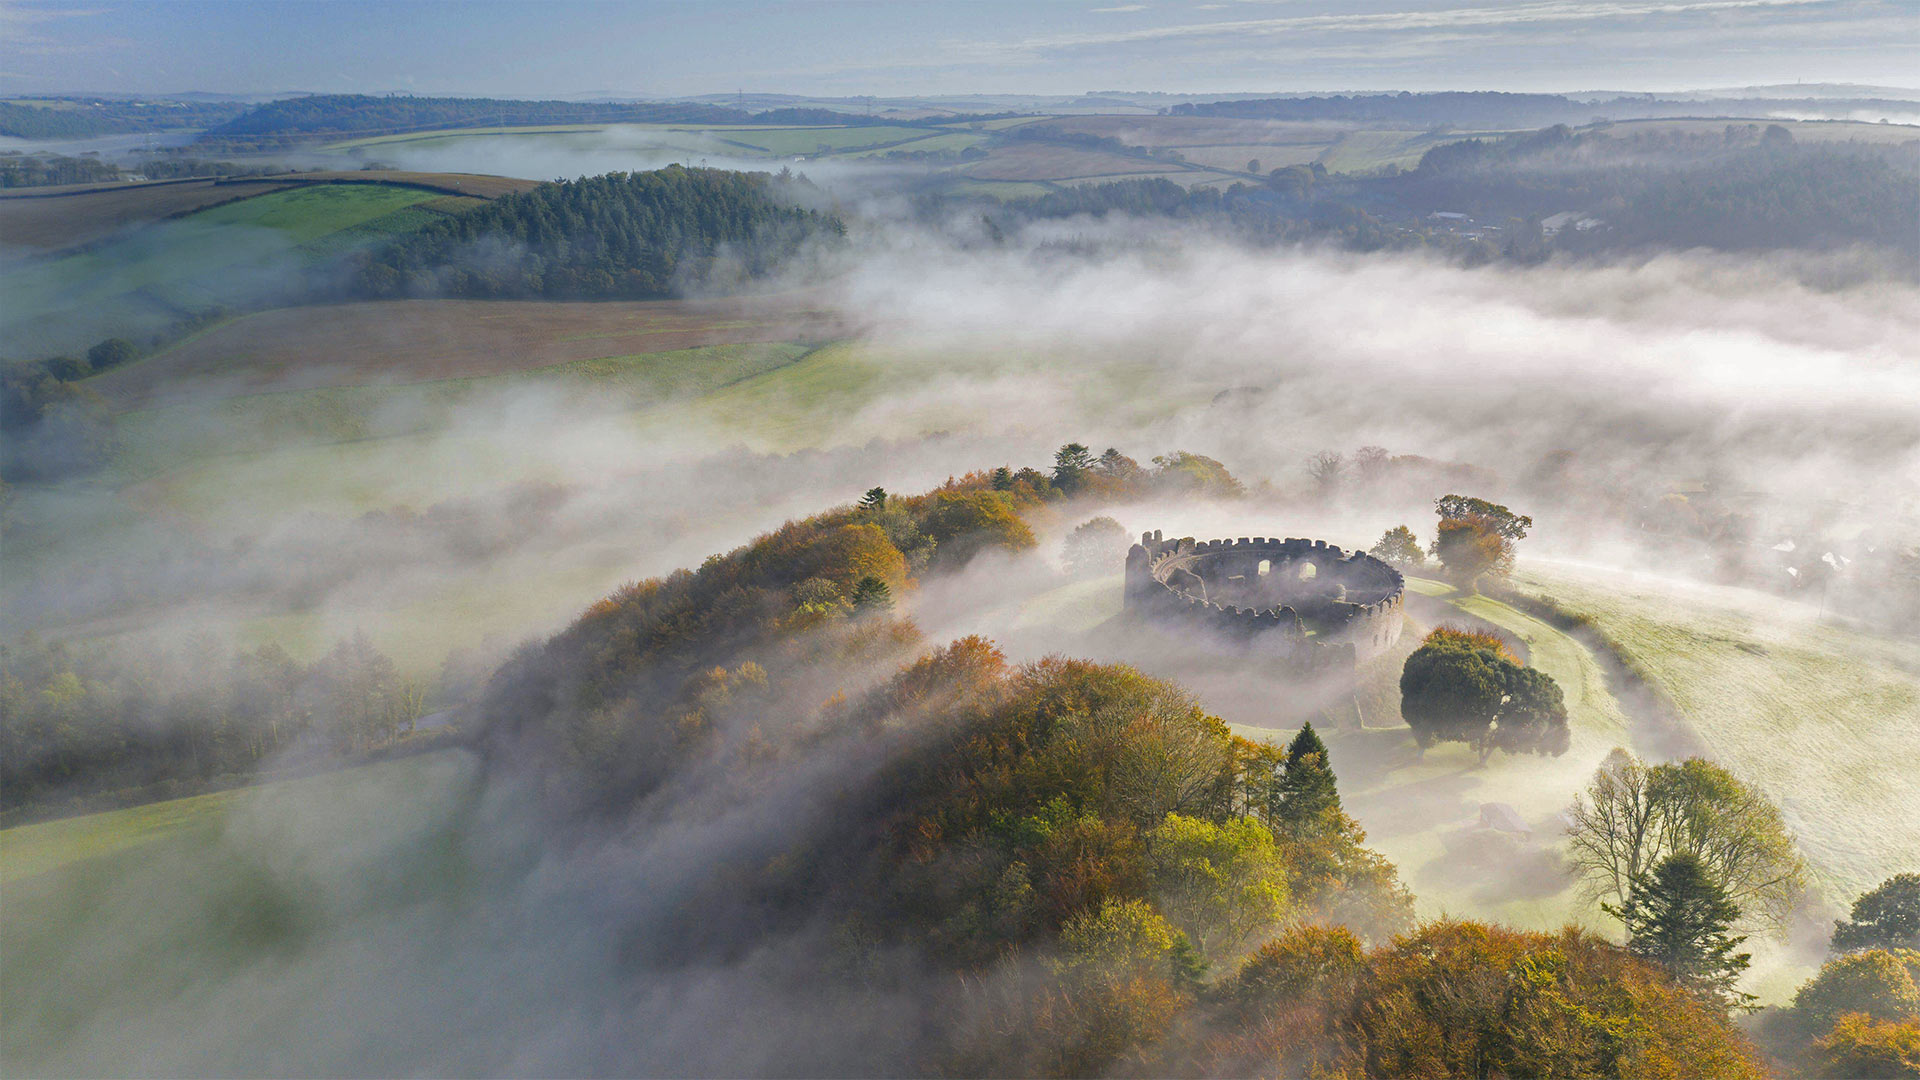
[[851, 575, 894, 612], [990, 467, 1014, 491], [1609, 852, 1754, 1010], [1274, 723, 1342, 834], [858, 486, 888, 511], [1053, 443, 1096, 493]]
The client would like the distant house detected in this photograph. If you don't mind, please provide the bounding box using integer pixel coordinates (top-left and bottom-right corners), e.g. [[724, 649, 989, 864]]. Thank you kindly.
[[1479, 802, 1531, 839], [1428, 211, 1469, 221]]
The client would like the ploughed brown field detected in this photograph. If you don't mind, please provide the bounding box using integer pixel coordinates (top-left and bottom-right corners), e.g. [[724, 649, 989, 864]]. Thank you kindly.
[[0, 171, 540, 252], [92, 295, 851, 406]]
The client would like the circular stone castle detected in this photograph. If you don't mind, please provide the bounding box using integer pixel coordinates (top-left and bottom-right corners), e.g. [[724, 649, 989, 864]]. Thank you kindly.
[[1124, 531, 1406, 672]]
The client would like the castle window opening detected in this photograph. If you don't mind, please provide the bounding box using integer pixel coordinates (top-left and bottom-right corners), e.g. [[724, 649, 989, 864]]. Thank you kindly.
[[1297, 562, 1317, 581], [1258, 559, 1271, 576]]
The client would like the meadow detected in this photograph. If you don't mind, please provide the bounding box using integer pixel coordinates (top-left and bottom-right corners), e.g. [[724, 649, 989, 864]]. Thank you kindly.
[[0, 180, 519, 355], [1508, 562, 1920, 908]]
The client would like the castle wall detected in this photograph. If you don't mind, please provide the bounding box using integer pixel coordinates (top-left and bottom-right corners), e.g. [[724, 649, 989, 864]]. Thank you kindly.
[[1124, 530, 1406, 668]]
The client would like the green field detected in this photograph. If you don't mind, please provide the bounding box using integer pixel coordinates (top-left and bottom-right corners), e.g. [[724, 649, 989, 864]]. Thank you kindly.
[[1508, 562, 1920, 906], [0, 751, 484, 1076], [0, 183, 451, 355]]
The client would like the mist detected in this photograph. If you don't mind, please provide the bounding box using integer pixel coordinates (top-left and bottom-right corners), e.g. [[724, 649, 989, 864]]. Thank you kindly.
[[6, 136, 1919, 1075]]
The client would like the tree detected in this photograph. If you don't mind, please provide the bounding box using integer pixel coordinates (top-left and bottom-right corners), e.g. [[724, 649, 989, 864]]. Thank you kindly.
[[990, 466, 1014, 491], [1053, 443, 1096, 493], [1094, 448, 1140, 480], [1354, 445, 1390, 483], [1432, 515, 1513, 591], [85, 337, 138, 373], [1835, 874, 1920, 953], [1399, 628, 1568, 762], [1062, 516, 1129, 578], [1305, 450, 1344, 496], [1368, 525, 1425, 569], [850, 575, 894, 612], [1272, 723, 1341, 835], [1609, 852, 1754, 1009], [1792, 948, 1920, 1030], [1565, 751, 1807, 931], [857, 486, 888, 511], [1146, 812, 1289, 957], [1808, 1012, 1920, 1079], [1435, 493, 1532, 540]]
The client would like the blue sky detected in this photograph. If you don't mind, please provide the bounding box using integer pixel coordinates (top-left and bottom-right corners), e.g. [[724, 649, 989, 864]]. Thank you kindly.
[[3, 0, 1915, 98]]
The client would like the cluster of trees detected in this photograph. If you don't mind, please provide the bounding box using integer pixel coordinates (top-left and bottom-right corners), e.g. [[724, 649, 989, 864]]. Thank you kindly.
[[0, 153, 285, 188], [1760, 873, 1920, 1076], [953, 123, 1919, 265], [1399, 626, 1569, 761], [0, 337, 144, 482], [195, 94, 1019, 147], [1368, 493, 1532, 591], [1168, 89, 1919, 129], [0, 98, 247, 140], [0, 631, 428, 818], [476, 450, 1238, 809], [0, 152, 118, 188], [1393, 124, 1920, 260], [355, 166, 843, 300], [200, 94, 749, 142]]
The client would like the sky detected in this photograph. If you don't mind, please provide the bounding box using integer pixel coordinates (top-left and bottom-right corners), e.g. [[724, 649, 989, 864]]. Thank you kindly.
[[1, 0, 1916, 100]]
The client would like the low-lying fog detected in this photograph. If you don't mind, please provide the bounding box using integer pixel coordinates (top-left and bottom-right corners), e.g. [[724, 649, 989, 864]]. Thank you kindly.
[[6, 152, 1918, 1075]]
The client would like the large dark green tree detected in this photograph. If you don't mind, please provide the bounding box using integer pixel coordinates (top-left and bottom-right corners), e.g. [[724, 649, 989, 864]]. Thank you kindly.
[[1053, 443, 1096, 493], [1832, 873, 1920, 953], [1399, 628, 1568, 762], [1610, 852, 1754, 1010], [1273, 723, 1341, 834]]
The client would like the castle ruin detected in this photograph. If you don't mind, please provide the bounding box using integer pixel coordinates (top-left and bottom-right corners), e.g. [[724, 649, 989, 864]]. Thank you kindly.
[[1124, 532, 1406, 673]]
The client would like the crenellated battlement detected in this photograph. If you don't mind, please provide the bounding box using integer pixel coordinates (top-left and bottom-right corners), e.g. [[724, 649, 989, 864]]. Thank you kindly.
[[1125, 528, 1406, 669]]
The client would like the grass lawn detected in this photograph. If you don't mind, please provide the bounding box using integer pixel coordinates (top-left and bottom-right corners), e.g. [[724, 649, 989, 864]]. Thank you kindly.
[[0, 183, 447, 355], [1509, 562, 1920, 907]]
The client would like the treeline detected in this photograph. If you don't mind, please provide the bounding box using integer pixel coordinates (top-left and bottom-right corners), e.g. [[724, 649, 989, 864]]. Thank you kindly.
[[0, 631, 433, 820], [355, 166, 843, 300], [0, 152, 287, 188], [0, 98, 247, 140], [198, 94, 1015, 145], [203, 93, 746, 141], [959, 126, 1920, 264], [1390, 123, 1920, 256], [1168, 90, 1920, 129]]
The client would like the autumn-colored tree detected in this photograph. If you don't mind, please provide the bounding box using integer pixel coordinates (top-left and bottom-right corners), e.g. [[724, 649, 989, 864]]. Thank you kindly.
[[1369, 524, 1426, 568]]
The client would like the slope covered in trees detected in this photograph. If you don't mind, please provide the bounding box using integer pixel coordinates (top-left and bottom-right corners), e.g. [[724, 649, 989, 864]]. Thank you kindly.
[[456, 459, 1774, 1075], [355, 166, 843, 299]]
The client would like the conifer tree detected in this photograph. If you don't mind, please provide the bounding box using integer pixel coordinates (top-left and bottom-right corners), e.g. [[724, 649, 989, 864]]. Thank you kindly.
[[851, 575, 894, 612], [1610, 852, 1755, 1010], [858, 486, 888, 511], [1053, 443, 1095, 493], [1274, 723, 1342, 834]]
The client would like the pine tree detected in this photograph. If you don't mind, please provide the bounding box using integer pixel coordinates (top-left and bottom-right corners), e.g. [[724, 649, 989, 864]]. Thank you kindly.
[[1273, 723, 1342, 835], [1610, 852, 1754, 1010], [851, 575, 894, 612], [990, 467, 1013, 491], [1053, 443, 1096, 493], [858, 486, 888, 511]]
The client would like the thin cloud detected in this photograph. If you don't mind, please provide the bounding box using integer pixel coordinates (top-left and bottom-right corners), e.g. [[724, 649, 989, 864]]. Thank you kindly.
[[987, 0, 1843, 54]]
